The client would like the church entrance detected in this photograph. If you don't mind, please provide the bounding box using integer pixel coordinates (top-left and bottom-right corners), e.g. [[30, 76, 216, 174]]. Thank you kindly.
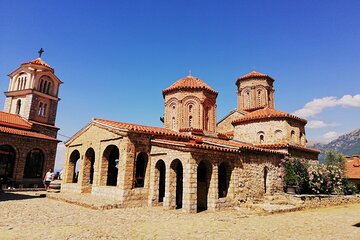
[[170, 159, 183, 209], [0, 145, 16, 185], [156, 160, 166, 203], [197, 161, 211, 212]]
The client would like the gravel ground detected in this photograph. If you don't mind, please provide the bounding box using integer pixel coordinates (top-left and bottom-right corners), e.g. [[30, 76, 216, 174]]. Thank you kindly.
[[0, 191, 359, 240]]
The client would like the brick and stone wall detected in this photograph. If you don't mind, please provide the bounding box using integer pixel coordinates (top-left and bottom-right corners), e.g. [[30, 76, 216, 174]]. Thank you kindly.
[[0, 132, 58, 186]]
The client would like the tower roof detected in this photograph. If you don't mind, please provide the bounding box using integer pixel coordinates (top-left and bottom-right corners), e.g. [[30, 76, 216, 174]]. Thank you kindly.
[[232, 107, 307, 125], [236, 70, 274, 86], [21, 58, 54, 72], [163, 75, 218, 97]]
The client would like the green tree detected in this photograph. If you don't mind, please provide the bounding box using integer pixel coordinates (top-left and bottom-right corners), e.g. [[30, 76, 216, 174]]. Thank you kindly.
[[324, 150, 345, 170]]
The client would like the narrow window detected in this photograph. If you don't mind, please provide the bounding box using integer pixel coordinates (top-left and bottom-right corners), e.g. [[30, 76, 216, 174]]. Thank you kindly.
[[40, 79, 44, 92], [46, 82, 51, 94], [258, 90, 262, 107], [38, 102, 43, 116], [189, 105, 193, 113], [43, 104, 47, 116], [247, 92, 250, 108], [189, 116, 193, 128], [172, 117, 176, 129], [260, 134, 264, 144], [17, 78, 21, 90], [16, 100, 21, 114]]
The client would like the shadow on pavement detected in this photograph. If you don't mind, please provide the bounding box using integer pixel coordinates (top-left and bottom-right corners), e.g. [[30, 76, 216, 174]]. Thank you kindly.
[[0, 192, 44, 202], [353, 223, 360, 228]]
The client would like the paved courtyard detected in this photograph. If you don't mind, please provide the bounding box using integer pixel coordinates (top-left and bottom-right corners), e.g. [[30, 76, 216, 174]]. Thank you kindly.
[[0, 192, 359, 239]]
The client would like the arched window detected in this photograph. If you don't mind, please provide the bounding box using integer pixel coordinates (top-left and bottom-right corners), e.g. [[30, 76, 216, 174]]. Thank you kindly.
[[0, 145, 16, 180], [172, 117, 176, 129], [22, 77, 27, 89], [189, 104, 193, 113], [38, 102, 43, 116], [23, 149, 44, 178], [291, 130, 296, 142], [172, 104, 176, 114], [135, 152, 148, 188], [258, 131, 265, 144], [39, 76, 52, 95], [258, 90, 262, 107], [43, 104, 47, 116], [246, 91, 251, 108], [16, 100, 21, 114], [17, 78, 21, 90], [189, 116, 193, 128]]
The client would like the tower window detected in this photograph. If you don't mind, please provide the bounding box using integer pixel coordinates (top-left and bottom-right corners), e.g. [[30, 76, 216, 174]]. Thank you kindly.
[[172, 117, 176, 129], [189, 105, 193, 113], [39, 77, 52, 95], [258, 90, 262, 107], [16, 100, 21, 114], [189, 116, 193, 128], [260, 134, 264, 144], [38, 102, 47, 117], [246, 91, 250, 108]]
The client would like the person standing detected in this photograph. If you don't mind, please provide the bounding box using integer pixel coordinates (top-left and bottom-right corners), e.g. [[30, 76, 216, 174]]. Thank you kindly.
[[43, 168, 54, 191]]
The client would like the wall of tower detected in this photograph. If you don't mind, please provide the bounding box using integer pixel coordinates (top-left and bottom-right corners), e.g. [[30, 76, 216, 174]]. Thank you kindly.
[[163, 90, 216, 132], [237, 78, 274, 111]]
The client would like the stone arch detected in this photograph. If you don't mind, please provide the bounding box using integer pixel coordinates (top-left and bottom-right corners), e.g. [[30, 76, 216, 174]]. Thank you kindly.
[[197, 160, 212, 212], [257, 131, 265, 144], [183, 97, 201, 128], [102, 145, 119, 186], [170, 159, 183, 209], [68, 150, 80, 183], [291, 130, 296, 143], [155, 160, 166, 203], [242, 88, 251, 109], [218, 161, 232, 198], [23, 149, 44, 178], [0, 145, 16, 181], [134, 152, 148, 188], [83, 148, 95, 184]]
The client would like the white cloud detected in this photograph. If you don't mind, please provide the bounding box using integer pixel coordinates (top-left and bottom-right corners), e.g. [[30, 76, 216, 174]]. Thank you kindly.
[[54, 142, 66, 172], [293, 94, 360, 118], [307, 120, 339, 129], [323, 131, 338, 140]]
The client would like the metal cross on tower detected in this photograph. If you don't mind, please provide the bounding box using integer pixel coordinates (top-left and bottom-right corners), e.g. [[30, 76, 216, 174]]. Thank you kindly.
[[38, 48, 44, 58]]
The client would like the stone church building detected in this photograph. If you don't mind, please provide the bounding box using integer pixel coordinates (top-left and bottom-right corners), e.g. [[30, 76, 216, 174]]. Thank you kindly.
[[0, 58, 61, 187], [62, 70, 319, 213]]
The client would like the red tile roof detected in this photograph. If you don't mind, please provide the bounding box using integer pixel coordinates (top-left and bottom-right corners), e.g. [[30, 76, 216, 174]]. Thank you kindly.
[[236, 70, 274, 83], [93, 118, 194, 139], [254, 143, 320, 154], [345, 156, 360, 179], [22, 58, 54, 71], [152, 138, 241, 153], [0, 125, 58, 141], [0, 112, 32, 130], [232, 107, 307, 125], [162, 75, 218, 96]]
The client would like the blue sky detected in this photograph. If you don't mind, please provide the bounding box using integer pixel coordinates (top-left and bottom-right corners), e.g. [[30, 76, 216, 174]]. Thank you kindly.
[[1, 1, 360, 169]]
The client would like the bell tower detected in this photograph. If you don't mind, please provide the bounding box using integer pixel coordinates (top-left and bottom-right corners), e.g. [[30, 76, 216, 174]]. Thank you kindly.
[[3, 52, 62, 137]]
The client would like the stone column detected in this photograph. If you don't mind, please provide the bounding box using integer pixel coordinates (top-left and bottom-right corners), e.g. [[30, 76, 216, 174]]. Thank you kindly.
[[182, 161, 197, 213], [208, 163, 218, 211]]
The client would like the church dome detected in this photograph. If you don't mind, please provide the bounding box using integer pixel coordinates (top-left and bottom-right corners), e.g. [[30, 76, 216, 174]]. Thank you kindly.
[[232, 107, 307, 125], [163, 75, 218, 97], [236, 70, 274, 86]]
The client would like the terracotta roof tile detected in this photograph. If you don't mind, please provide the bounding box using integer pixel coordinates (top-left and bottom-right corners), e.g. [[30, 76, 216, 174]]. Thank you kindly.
[[345, 156, 360, 179], [93, 118, 194, 139], [232, 107, 307, 125], [22, 58, 53, 71], [254, 143, 321, 154], [163, 75, 218, 96], [0, 111, 32, 130], [237, 70, 273, 80], [0, 125, 58, 141]]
